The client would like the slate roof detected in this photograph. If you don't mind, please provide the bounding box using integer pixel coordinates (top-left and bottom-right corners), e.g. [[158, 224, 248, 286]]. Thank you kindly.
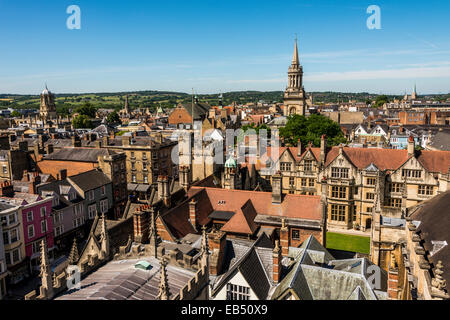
[[180, 102, 211, 121], [55, 257, 197, 300], [410, 191, 450, 287], [43, 147, 117, 162], [211, 233, 274, 300], [271, 236, 388, 300], [428, 131, 450, 151], [67, 169, 112, 192]]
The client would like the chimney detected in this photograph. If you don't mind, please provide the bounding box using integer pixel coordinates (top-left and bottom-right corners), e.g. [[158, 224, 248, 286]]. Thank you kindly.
[[407, 135, 415, 158], [29, 172, 41, 194], [122, 136, 131, 146], [157, 175, 170, 207], [133, 205, 150, 243], [387, 251, 400, 300], [272, 173, 282, 204], [280, 219, 289, 257], [320, 135, 327, 166], [0, 181, 14, 197], [189, 199, 198, 231], [273, 240, 282, 283], [103, 136, 110, 146], [71, 136, 81, 147], [59, 169, 67, 181], [208, 230, 226, 276], [320, 177, 328, 246], [297, 138, 304, 157], [22, 170, 29, 182], [18, 141, 28, 152], [46, 144, 54, 155], [179, 165, 191, 191]]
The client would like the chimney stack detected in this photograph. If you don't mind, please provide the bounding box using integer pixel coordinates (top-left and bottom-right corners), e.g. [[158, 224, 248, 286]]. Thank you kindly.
[[208, 230, 226, 276], [179, 165, 191, 192], [273, 240, 282, 283], [272, 173, 282, 204], [297, 138, 304, 157], [387, 251, 400, 300], [71, 136, 81, 147], [320, 135, 327, 166], [157, 175, 170, 207], [29, 172, 41, 194], [59, 169, 67, 181], [189, 199, 198, 231], [0, 181, 14, 197], [280, 219, 289, 257], [46, 144, 54, 155], [407, 135, 415, 158]]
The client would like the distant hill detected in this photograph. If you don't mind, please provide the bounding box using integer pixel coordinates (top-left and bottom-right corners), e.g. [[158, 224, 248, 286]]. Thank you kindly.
[[1, 90, 448, 114]]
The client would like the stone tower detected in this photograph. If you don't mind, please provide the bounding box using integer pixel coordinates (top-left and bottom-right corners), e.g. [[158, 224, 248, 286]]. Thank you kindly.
[[283, 38, 307, 116], [40, 85, 57, 120]]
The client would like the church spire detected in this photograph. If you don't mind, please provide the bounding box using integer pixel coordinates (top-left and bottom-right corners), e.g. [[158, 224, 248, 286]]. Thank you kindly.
[[292, 36, 299, 66], [157, 258, 170, 300], [68, 237, 79, 265], [99, 213, 109, 260], [39, 239, 54, 298]]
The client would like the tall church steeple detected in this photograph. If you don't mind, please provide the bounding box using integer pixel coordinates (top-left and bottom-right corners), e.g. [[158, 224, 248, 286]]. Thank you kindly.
[[291, 36, 299, 66], [284, 36, 307, 116]]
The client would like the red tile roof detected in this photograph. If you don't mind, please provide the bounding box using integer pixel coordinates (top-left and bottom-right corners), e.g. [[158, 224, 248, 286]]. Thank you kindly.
[[221, 199, 258, 235], [249, 146, 450, 174], [161, 187, 323, 239]]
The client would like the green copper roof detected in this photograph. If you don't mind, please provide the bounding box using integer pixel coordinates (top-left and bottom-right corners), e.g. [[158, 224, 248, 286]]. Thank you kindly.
[[224, 157, 237, 168], [135, 260, 152, 270]]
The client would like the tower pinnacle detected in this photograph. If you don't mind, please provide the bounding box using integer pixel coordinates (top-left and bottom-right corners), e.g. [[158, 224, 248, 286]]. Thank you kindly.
[[292, 37, 299, 66]]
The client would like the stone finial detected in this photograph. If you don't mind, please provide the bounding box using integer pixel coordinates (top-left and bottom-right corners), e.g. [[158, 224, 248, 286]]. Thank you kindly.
[[39, 239, 54, 298], [273, 240, 281, 254], [200, 225, 209, 268], [68, 238, 79, 265], [432, 261, 447, 291], [99, 213, 110, 259], [390, 251, 398, 270], [281, 218, 287, 229], [157, 258, 170, 300]]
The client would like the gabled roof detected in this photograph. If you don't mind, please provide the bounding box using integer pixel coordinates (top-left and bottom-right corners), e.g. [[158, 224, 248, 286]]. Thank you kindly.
[[67, 169, 111, 192], [187, 187, 322, 222], [256, 146, 450, 174], [179, 102, 211, 120], [220, 200, 258, 235], [211, 233, 274, 299], [271, 236, 387, 300]]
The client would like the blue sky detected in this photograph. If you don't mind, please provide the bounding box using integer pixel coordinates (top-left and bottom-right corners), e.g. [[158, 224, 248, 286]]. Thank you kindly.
[[0, 0, 449, 95]]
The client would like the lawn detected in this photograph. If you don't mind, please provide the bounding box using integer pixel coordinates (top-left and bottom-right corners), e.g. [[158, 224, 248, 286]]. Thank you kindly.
[[326, 232, 370, 254]]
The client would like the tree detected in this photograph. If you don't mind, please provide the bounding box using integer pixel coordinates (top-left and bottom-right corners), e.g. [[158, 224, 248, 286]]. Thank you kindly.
[[10, 110, 21, 118], [72, 115, 94, 129], [374, 95, 389, 108], [74, 102, 96, 118], [279, 114, 347, 147], [106, 111, 121, 124]]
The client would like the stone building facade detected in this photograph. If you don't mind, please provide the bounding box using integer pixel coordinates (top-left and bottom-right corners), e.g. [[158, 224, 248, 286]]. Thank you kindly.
[[39, 86, 57, 120], [256, 135, 450, 230], [283, 39, 307, 116]]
